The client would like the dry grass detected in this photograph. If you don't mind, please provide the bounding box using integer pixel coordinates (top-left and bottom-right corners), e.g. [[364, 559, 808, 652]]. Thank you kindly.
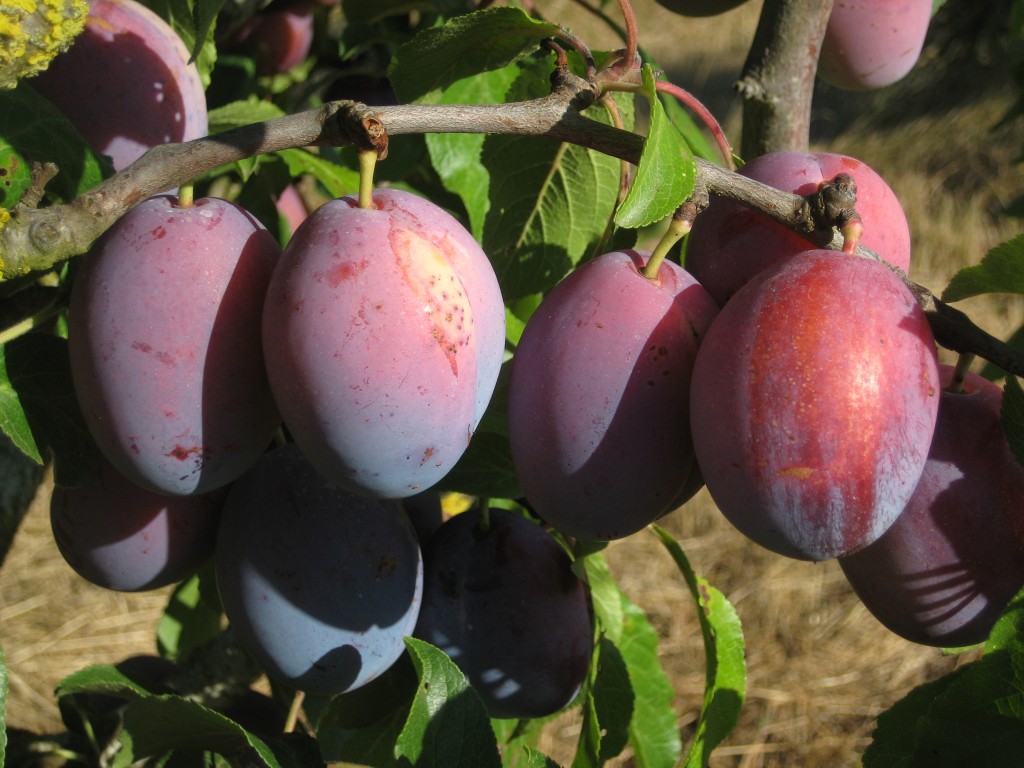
[[1, 1, 1021, 765]]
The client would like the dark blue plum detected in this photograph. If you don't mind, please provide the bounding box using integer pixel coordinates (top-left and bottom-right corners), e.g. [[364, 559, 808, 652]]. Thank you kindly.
[[215, 443, 423, 696], [413, 508, 593, 719], [50, 457, 223, 592]]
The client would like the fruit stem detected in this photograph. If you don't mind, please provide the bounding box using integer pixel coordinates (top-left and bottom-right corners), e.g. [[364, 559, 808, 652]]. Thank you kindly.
[[948, 353, 975, 394], [0, 301, 59, 346], [642, 206, 693, 280], [357, 150, 377, 210], [177, 182, 195, 208], [479, 504, 491, 533], [284, 690, 306, 733]]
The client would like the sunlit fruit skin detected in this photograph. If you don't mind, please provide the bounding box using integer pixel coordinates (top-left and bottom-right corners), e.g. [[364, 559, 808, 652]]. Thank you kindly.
[[508, 249, 718, 541], [690, 249, 939, 561], [652, 0, 749, 16], [413, 508, 592, 719], [215, 443, 423, 696], [262, 188, 504, 499], [68, 195, 281, 496], [50, 458, 222, 591], [839, 367, 1024, 647], [686, 151, 912, 306], [32, 0, 207, 171], [819, 0, 932, 91]]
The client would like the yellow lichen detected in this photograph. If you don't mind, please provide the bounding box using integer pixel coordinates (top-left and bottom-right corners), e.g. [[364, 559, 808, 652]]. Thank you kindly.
[[0, 0, 88, 89]]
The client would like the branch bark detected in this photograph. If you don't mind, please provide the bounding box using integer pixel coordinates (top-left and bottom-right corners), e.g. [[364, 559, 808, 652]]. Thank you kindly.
[[736, 0, 834, 157], [0, 63, 1021, 379]]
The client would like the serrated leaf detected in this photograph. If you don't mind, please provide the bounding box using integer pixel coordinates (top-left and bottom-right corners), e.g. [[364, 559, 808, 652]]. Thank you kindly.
[[590, 638, 633, 764], [389, 8, 560, 103], [56, 663, 157, 700], [189, 0, 225, 67], [425, 64, 522, 239], [583, 553, 625, 645], [573, 692, 603, 768], [0, 344, 42, 464], [4, 334, 100, 487], [615, 65, 696, 230], [942, 234, 1024, 302], [122, 696, 293, 766], [157, 561, 224, 664], [519, 746, 561, 767], [653, 526, 745, 768], [207, 99, 286, 134], [1002, 376, 1024, 468], [618, 596, 683, 768], [275, 149, 360, 199], [658, 91, 718, 163], [0, 84, 107, 208], [394, 637, 502, 768]]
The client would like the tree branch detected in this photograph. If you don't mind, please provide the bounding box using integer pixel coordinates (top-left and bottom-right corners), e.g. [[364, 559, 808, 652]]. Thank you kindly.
[[1, 63, 1021, 378], [736, 0, 834, 157]]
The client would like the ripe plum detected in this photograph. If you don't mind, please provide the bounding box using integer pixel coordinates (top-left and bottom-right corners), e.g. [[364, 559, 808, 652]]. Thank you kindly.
[[686, 151, 912, 306], [32, 0, 207, 171], [228, 0, 315, 75], [652, 0, 749, 16], [819, 0, 932, 91], [262, 188, 504, 498], [214, 443, 423, 695], [690, 249, 939, 561], [508, 249, 718, 540], [413, 508, 592, 719], [50, 458, 222, 591], [68, 195, 281, 496], [840, 366, 1024, 646]]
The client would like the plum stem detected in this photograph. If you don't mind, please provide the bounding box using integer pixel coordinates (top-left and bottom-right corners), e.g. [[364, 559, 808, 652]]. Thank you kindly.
[[284, 689, 305, 733], [177, 183, 195, 208], [357, 150, 377, 209], [948, 353, 976, 394], [642, 205, 694, 280]]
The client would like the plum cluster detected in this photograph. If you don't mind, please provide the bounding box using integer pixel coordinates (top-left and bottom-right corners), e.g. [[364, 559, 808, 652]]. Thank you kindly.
[[56, 176, 596, 717], [507, 150, 1024, 649]]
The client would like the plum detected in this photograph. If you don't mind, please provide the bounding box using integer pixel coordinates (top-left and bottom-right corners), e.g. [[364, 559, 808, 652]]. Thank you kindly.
[[686, 151, 912, 306], [690, 249, 939, 561], [50, 458, 222, 591], [508, 249, 718, 540], [68, 195, 281, 496], [819, 0, 932, 91], [262, 188, 504, 498], [413, 508, 592, 719], [652, 0, 750, 16], [840, 366, 1024, 647], [32, 0, 207, 171], [214, 443, 423, 696], [228, 0, 315, 75]]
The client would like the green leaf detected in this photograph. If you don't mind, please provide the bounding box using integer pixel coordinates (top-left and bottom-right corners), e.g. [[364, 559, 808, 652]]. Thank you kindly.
[[653, 526, 745, 768], [0, 344, 42, 464], [157, 561, 224, 664], [3, 334, 100, 487], [389, 8, 560, 103], [394, 637, 502, 768], [1002, 376, 1024, 468], [122, 696, 296, 767], [425, 63, 522, 239], [589, 638, 634, 764], [275, 149, 360, 199], [573, 691, 603, 768], [189, 0, 225, 67], [615, 65, 696, 230], [658, 92, 719, 163], [0, 84, 107, 209], [583, 553, 625, 645], [145, 0, 217, 88], [207, 99, 286, 135], [942, 234, 1024, 302], [435, 431, 522, 499], [56, 663, 158, 700], [519, 746, 561, 767], [618, 596, 683, 768]]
